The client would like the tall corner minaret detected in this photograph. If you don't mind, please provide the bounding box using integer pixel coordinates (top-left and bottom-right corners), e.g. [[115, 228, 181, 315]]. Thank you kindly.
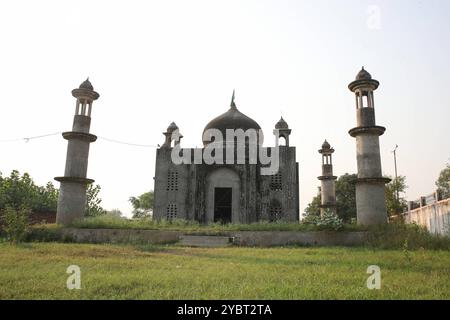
[[348, 67, 390, 225], [318, 140, 337, 216], [55, 78, 99, 225]]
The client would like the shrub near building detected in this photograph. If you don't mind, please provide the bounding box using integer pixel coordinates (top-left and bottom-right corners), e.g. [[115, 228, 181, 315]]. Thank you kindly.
[[0, 170, 106, 230]]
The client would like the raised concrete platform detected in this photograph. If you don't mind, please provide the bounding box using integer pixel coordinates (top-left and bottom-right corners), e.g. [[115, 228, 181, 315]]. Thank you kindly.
[[231, 231, 367, 247], [58, 228, 182, 244], [179, 235, 234, 247], [46, 228, 369, 247]]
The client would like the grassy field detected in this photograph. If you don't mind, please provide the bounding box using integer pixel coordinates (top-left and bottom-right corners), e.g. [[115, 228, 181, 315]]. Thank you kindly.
[[0, 242, 449, 299]]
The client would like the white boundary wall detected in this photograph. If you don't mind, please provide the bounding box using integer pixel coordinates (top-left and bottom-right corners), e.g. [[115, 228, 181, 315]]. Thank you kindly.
[[403, 198, 450, 235]]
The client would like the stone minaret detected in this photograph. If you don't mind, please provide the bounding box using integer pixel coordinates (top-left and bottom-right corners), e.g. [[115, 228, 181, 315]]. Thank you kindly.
[[55, 79, 99, 225], [318, 140, 337, 216], [348, 67, 390, 225]]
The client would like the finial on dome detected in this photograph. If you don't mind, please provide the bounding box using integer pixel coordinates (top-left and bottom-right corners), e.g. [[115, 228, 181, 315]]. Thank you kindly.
[[230, 89, 236, 109]]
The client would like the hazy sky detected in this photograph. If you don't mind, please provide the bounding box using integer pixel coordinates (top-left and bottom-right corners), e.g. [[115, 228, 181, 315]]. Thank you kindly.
[[1, 0, 449, 217]]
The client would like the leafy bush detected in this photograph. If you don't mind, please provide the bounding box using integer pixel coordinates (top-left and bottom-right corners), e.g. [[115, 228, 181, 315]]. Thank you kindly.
[[1, 206, 31, 244], [303, 210, 344, 231], [301, 214, 321, 225]]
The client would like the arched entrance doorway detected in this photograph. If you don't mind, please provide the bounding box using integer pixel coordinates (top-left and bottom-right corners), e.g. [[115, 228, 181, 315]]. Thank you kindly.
[[206, 167, 240, 223]]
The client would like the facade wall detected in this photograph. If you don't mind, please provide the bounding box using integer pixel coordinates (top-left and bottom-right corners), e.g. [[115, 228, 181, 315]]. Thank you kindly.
[[269, 146, 299, 222], [153, 148, 189, 221], [153, 145, 299, 223]]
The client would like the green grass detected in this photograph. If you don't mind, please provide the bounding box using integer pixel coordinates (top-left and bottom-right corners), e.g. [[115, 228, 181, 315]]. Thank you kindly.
[[0, 242, 449, 299]]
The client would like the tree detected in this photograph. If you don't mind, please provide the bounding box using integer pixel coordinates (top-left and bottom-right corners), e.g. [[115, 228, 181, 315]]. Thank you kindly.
[[85, 184, 106, 217], [303, 190, 321, 217], [36, 182, 59, 213], [0, 170, 106, 221], [0, 170, 58, 213], [129, 191, 154, 218], [385, 175, 408, 216], [335, 173, 357, 222], [436, 162, 450, 199]]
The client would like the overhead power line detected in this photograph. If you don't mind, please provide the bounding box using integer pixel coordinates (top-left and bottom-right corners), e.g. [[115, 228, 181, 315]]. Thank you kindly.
[[0, 132, 62, 143], [0, 131, 159, 148], [97, 136, 157, 148]]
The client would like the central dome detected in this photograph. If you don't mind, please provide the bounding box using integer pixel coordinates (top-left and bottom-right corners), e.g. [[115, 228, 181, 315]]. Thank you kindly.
[[203, 94, 261, 143], [203, 107, 261, 133]]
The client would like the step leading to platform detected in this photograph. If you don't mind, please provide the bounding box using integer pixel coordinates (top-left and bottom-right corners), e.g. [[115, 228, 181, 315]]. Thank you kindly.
[[179, 235, 235, 247]]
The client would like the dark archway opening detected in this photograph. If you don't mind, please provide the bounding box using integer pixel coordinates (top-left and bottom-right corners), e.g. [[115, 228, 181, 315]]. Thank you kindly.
[[214, 187, 232, 223]]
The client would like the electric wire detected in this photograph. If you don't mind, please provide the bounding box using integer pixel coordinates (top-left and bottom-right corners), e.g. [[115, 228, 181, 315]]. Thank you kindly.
[[0, 132, 159, 148]]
